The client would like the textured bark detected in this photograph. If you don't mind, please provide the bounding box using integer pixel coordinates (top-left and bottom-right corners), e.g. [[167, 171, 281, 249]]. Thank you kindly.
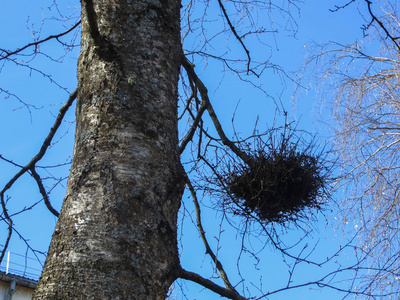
[[34, 0, 183, 298]]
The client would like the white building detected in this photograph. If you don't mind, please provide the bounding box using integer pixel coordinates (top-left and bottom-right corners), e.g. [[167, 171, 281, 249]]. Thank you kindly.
[[0, 271, 37, 300]]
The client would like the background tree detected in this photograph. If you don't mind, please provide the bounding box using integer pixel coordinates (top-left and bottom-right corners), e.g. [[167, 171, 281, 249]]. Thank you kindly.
[[305, 0, 400, 296], [1, 0, 398, 299]]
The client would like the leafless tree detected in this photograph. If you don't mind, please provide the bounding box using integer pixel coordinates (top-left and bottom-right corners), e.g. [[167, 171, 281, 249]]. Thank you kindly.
[[0, 0, 398, 299], [305, 0, 400, 296]]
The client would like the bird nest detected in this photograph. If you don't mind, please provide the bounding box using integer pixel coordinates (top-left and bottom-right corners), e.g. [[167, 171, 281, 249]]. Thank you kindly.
[[220, 135, 331, 224]]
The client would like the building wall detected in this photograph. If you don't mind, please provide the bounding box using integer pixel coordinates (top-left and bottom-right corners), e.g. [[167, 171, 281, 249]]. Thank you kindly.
[[0, 278, 35, 300]]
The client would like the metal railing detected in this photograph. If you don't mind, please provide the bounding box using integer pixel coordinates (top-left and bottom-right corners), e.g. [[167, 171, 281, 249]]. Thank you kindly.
[[0, 251, 43, 281]]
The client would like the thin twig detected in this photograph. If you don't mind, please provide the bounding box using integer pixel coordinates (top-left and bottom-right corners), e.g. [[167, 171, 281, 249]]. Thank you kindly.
[[184, 171, 238, 292], [216, 0, 254, 75], [0, 21, 81, 61]]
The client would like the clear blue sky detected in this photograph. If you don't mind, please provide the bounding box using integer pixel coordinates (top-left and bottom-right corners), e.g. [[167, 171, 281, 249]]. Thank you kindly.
[[0, 0, 369, 299]]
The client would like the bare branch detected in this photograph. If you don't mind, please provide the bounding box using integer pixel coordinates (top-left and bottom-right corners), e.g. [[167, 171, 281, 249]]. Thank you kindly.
[[363, 0, 400, 52], [30, 167, 60, 217], [0, 21, 81, 61], [329, 0, 356, 12], [179, 76, 208, 154], [304, 2, 400, 294], [216, 0, 253, 76], [184, 171, 237, 292], [0, 194, 12, 264], [1, 89, 77, 194], [178, 268, 248, 300], [181, 55, 253, 165], [0, 89, 76, 260]]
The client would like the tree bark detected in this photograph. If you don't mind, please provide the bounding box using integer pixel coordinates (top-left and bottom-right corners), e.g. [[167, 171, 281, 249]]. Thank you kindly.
[[34, 0, 183, 298]]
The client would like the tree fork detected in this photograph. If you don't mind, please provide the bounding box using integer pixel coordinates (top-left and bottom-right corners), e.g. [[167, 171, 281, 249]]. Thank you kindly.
[[34, 0, 184, 298]]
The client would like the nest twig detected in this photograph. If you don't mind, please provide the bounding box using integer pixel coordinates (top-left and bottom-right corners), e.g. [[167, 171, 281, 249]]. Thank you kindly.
[[219, 129, 332, 224]]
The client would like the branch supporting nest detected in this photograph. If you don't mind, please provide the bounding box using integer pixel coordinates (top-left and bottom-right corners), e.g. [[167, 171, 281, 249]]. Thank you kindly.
[[181, 54, 331, 225], [181, 54, 253, 165]]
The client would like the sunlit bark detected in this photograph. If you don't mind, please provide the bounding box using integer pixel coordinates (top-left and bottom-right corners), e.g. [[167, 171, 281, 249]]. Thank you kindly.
[[34, 0, 184, 298]]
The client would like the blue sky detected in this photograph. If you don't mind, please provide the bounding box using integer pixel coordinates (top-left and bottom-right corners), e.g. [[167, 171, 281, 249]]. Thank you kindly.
[[0, 0, 372, 299]]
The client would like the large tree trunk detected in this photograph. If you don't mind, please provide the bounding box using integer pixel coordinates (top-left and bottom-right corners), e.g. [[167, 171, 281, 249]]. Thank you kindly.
[[34, 0, 183, 298]]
